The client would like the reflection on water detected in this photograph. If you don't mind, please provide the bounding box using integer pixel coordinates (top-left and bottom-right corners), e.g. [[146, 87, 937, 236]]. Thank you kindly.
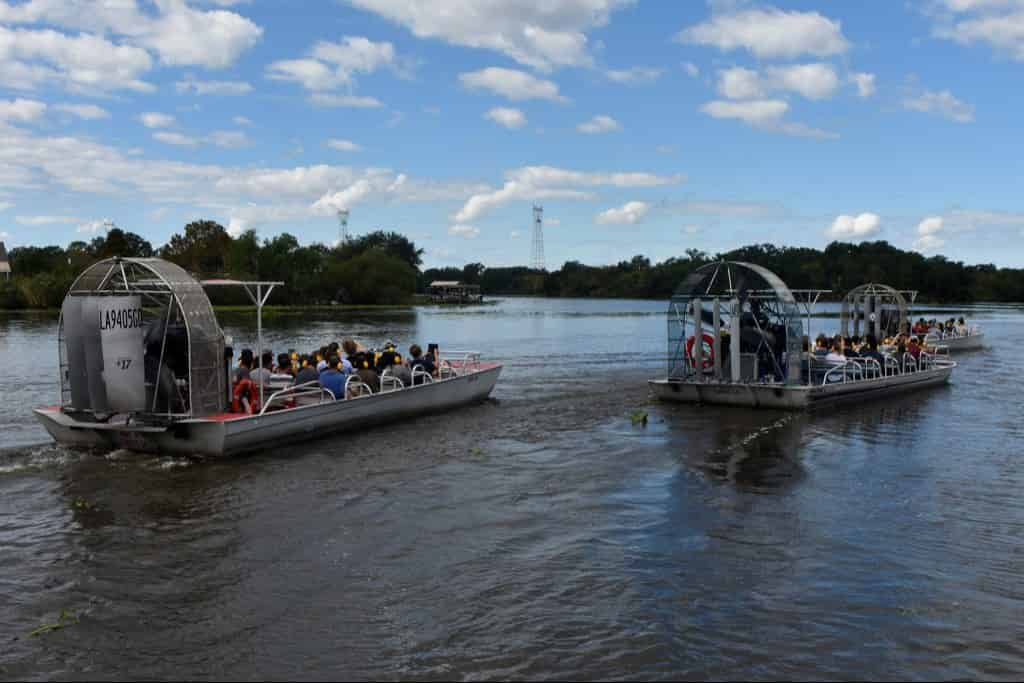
[[1, 298, 1023, 679]]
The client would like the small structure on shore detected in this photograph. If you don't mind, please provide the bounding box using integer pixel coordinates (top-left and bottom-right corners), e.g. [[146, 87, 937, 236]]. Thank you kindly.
[[429, 280, 482, 304], [0, 241, 10, 281]]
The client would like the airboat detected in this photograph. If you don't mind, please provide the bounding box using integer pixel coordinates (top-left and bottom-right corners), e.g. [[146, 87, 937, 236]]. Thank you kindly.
[[34, 257, 502, 457], [648, 262, 956, 409], [923, 326, 985, 352]]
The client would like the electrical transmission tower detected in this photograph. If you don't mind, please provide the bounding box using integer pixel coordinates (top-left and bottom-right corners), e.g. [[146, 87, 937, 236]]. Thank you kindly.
[[531, 205, 545, 270], [337, 209, 350, 245]]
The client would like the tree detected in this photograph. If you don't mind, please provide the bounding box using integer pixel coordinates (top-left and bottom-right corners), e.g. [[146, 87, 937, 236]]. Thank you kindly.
[[461, 262, 485, 285], [336, 230, 424, 271], [90, 228, 154, 258], [329, 250, 417, 305], [160, 220, 232, 274]]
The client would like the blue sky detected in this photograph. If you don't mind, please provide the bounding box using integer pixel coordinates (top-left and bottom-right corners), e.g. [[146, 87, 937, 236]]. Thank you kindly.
[[2, 0, 1024, 268]]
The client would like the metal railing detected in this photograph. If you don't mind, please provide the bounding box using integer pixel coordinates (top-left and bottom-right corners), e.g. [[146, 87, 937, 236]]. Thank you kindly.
[[438, 350, 482, 378], [259, 380, 337, 416], [379, 367, 406, 393], [814, 350, 952, 386], [344, 374, 374, 399]]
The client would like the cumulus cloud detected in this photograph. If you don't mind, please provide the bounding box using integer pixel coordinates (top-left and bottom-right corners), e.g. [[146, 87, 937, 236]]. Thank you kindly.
[[851, 72, 876, 97], [825, 212, 881, 239], [682, 61, 700, 77], [175, 76, 253, 95], [700, 99, 838, 139], [267, 35, 403, 106], [153, 131, 199, 146], [0, 97, 46, 122], [343, 0, 632, 71], [233, 115, 252, 126], [577, 114, 621, 134], [54, 103, 109, 119], [595, 200, 649, 224], [448, 224, 480, 239], [485, 107, 527, 129], [140, 112, 175, 128], [929, 0, 1024, 61], [716, 63, 840, 101], [327, 138, 362, 152], [903, 88, 975, 123], [676, 7, 849, 59], [77, 218, 114, 234], [15, 214, 76, 225], [459, 67, 567, 102], [606, 66, 663, 85], [454, 165, 682, 223], [208, 130, 249, 148]]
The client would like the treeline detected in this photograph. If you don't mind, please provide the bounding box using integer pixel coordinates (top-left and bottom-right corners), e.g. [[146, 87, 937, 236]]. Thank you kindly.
[[3, 225, 1022, 310], [0, 221, 423, 308], [422, 242, 1024, 303]]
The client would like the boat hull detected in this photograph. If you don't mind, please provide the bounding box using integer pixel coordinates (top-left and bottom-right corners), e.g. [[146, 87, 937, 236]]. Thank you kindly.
[[649, 364, 954, 410], [934, 333, 985, 352], [35, 365, 502, 457]]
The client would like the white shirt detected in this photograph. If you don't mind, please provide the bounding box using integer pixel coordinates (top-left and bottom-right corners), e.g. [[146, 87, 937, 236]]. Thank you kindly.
[[825, 351, 847, 364]]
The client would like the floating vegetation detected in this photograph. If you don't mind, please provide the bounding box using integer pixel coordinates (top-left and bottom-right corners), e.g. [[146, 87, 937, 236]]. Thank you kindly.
[[629, 410, 649, 426], [29, 609, 78, 637], [70, 497, 95, 512], [470, 447, 486, 457]]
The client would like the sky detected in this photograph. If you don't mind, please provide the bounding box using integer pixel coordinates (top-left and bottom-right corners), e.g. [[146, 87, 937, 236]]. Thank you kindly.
[[1, 0, 1024, 269]]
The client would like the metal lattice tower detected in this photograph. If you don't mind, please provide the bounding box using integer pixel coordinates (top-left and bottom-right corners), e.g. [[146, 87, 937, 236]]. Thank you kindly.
[[530, 205, 545, 270], [337, 209, 350, 245]]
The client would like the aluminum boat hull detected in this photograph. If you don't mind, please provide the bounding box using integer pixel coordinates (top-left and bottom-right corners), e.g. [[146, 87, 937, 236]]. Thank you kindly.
[[35, 364, 502, 457], [649, 363, 954, 410], [933, 333, 985, 352]]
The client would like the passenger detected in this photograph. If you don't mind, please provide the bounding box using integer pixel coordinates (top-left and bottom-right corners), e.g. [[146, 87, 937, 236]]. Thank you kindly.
[[234, 348, 254, 383], [407, 344, 436, 384], [813, 334, 829, 357], [860, 334, 885, 366], [250, 351, 274, 387], [908, 335, 922, 359], [825, 336, 847, 364], [294, 355, 319, 386], [318, 356, 347, 400], [843, 336, 860, 358], [276, 353, 294, 376], [956, 317, 967, 335], [355, 358, 380, 393], [376, 340, 402, 372]]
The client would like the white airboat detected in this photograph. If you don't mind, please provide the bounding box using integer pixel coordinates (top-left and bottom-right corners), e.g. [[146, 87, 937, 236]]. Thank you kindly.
[[34, 257, 502, 457], [649, 262, 956, 409]]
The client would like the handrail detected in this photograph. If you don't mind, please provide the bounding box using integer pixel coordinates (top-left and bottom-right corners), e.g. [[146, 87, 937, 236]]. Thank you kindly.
[[344, 373, 373, 398], [259, 380, 335, 416], [411, 365, 434, 385], [379, 367, 405, 393]]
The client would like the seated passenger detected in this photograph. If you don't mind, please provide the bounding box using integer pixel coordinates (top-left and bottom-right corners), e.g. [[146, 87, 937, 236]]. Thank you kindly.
[[294, 355, 319, 386], [318, 356, 347, 400], [407, 344, 436, 384], [825, 337, 847, 364], [844, 336, 860, 358], [250, 351, 275, 387], [860, 334, 885, 365], [376, 340, 402, 372], [234, 348, 253, 383], [812, 334, 829, 357], [908, 336, 922, 359], [956, 317, 967, 335], [276, 353, 295, 377]]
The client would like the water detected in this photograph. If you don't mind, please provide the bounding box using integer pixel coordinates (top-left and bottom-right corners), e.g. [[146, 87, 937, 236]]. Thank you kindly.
[[1, 297, 1023, 680]]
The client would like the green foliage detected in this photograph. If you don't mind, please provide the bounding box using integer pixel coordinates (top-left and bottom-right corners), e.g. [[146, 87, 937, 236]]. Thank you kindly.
[[336, 230, 424, 270], [332, 250, 416, 305], [159, 220, 232, 274]]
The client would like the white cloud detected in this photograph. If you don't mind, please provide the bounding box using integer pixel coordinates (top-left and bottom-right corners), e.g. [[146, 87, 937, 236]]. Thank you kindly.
[[509, 230, 521, 239], [175, 76, 253, 95], [683, 224, 701, 234], [716, 63, 839, 101], [208, 130, 249, 149], [931, 0, 1024, 61], [448, 224, 480, 239], [766, 63, 839, 100], [656, 144, 677, 154], [153, 131, 199, 146], [54, 103, 109, 119], [267, 35, 402, 103], [140, 112, 175, 128], [485, 107, 527, 129], [308, 93, 384, 108], [577, 114, 621, 134], [327, 138, 362, 151], [0, 201, 12, 211], [0, 97, 46, 122], [140, 2, 262, 68], [454, 165, 682, 223], [606, 66, 663, 85], [914, 233, 946, 252], [903, 88, 975, 123], [77, 218, 113, 234], [682, 61, 700, 77], [344, 0, 632, 71], [233, 115, 252, 126], [918, 215, 944, 235], [459, 67, 567, 102], [700, 99, 838, 139], [547, 217, 561, 226], [677, 8, 849, 59], [851, 72, 876, 97], [15, 214, 76, 225], [0, 25, 154, 93], [825, 212, 881, 239], [595, 200, 650, 224]]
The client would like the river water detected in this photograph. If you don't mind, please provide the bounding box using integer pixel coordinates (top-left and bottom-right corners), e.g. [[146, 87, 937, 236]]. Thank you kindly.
[[1, 297, 1023, 680]]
